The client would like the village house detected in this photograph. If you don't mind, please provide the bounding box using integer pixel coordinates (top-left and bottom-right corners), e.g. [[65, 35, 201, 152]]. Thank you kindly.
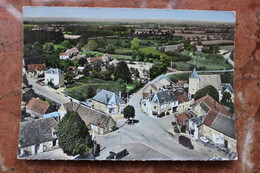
[[26, 64, 46, 78], [26, 97, 51, 118], [191, 95, 232, 117], [18, 117, 58, 157], [142, 82, 157, 99], [145, 90, 178, 116], [59, 52, 70, 60], [87, 57, 103, 65], [63, 102, 117, 135], [189, 114, 207, 139], [188, 68, 222, 100], [176, 112, 190, 133], [65, 47, 79, 57], [198, 111, 236, 151], [67, 66, 78, 75], [176, 93, 191, 113], [44, 68, 64, 88], [92, 89, 125, 119], [152, 75, 172, 90]]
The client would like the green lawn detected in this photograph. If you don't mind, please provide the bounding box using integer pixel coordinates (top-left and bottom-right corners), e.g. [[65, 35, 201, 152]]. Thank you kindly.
[[174, 51, 231, 71], [139, 47, 171, 58], [81, 50, 132, 60], [67, 76, 126, 100]]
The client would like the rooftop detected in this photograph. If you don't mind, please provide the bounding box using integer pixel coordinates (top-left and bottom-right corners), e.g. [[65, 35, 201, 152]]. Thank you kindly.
[[27, 64, 46, 72], [26, 97, 50, 115], [45, 68, 63, 74], [176, 94, 189, 103], [199, 74, 222, 91], [63, 102, 114, 128], [194, 95, 232, 116], [176, 112, 190, 124], [92, 89, 124, 105], [150, 90, 177, 105], [19, 117, 58, 148], [190, 68, 199, 78], [210, 113, 236, 139]]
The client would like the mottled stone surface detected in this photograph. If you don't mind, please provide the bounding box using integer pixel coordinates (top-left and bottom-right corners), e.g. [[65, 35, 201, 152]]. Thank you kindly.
[[0, 0, 259, 172]]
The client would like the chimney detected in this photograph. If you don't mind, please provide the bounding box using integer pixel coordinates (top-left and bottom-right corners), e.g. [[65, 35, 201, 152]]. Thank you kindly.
[[106, 94, 109, 103], [119, 91, 121, 98]]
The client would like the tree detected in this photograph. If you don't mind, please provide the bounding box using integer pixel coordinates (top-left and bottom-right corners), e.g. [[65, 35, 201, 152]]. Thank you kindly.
[[210, 44, 220, 54], [114, 61, 132, 83], [83, 40, 98, 51], [43, 43, 55, 54], [123, 105, 135, 121], [60, 40, 71, 49], [57, 111, 92, 156], [130, 38, 140, 52], [106, 44, 115, 54], [221, 91, 232, 104], [194, 85, 219, 102], [78, 57, 87, 66]]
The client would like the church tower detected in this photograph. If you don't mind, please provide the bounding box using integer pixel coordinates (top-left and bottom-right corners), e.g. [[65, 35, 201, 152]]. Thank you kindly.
[[188, 68, 200, 98]]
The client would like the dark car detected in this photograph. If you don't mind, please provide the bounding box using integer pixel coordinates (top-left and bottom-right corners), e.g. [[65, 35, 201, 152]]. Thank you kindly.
[[178, 135, 194, 150]]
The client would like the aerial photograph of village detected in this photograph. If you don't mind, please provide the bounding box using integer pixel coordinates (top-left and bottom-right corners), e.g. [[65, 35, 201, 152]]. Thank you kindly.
[[18, 7, 237, 160]]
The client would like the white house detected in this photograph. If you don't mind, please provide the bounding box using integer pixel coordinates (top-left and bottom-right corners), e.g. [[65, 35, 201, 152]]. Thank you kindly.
[[59, 52, 70, 60], [45, 68, 64, 88], [144, 90, 178, 116]]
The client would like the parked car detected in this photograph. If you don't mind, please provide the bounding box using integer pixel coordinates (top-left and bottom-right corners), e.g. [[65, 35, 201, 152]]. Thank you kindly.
[[178, 135, 194, 150], [199, 136, 209, 143]]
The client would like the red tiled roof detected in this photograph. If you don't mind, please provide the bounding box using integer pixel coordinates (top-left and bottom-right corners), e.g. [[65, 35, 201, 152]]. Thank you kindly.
[[178, 80, 187, 85], [88, 57, 102, 63], [194, 95, 232, 116], [26, 97, 50, 115], [67, 66, 76, 71], [27, 64, 46, 71], [59, 52, 69, 55], [176, 112, 189, 124], [203, 110, 219, 126], [176, 94, 189, 103]]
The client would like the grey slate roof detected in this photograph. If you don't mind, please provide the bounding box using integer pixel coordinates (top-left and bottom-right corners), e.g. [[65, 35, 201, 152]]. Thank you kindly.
[[222, 83, 234, 93], [19, 117, 58, 148], [190, 68, 199, 78], [63, 102, 116, 129], [200, 102, 210, 113], [210, 113, 236, 139], [151, 90, 177, 105], [45, 68, 63, 74], [190, 114, 206, 126], [92, 89, 124, 105], [153, 75, 172, 84], [199, 75, 222, 91]]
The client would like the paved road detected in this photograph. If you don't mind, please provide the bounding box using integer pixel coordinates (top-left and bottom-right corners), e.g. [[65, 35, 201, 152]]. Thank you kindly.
[[96, 90, 208, 160], [222, 52, 234, 67], [27, 77, 70, 104]]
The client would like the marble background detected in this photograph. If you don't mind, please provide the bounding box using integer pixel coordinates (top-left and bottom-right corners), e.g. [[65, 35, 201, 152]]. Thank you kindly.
[[0, 0, 259, 172]]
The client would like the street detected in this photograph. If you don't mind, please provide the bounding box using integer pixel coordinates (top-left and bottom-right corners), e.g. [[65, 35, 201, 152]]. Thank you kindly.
[[27, 77, 70, 104], [96, 90, 209, 160]]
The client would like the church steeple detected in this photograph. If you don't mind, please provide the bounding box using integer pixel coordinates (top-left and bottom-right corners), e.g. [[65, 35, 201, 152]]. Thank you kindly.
[[190, 68, 199, 78]]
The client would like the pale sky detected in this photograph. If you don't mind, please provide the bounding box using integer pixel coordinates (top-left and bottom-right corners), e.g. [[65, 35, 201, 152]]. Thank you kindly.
[[23, 7, 235, 23]]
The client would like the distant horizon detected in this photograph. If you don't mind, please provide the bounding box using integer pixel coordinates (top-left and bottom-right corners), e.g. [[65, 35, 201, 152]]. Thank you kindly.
[[23, 7, 236, 23]]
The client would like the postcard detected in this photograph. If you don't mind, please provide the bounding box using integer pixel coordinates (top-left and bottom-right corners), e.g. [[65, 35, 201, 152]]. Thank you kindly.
[[18, 7, 236, 160]]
